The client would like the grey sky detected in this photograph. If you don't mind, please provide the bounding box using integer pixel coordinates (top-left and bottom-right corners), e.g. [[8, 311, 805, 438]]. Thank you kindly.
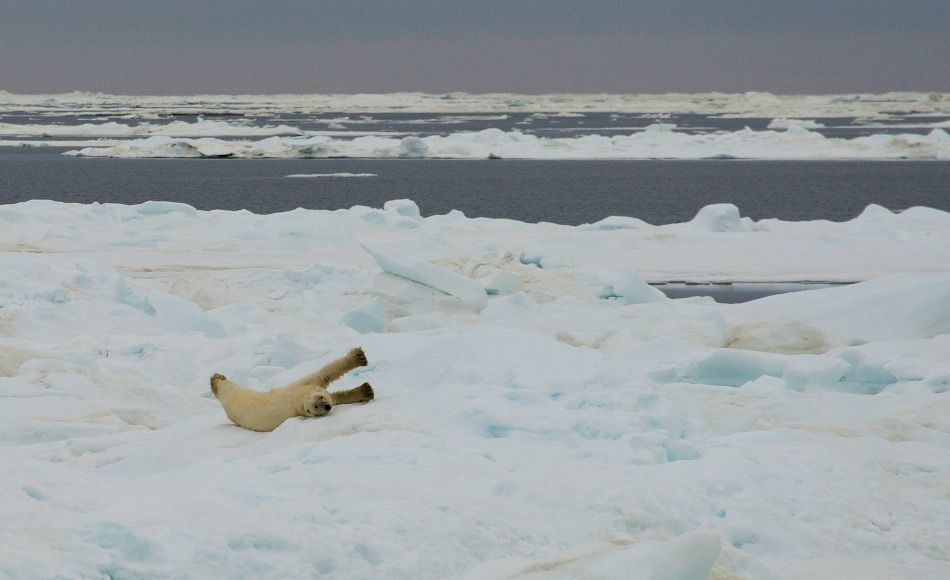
[[2, 1, 948, 94]]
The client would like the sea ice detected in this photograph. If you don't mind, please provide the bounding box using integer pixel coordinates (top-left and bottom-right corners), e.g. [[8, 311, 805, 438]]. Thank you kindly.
[[62, 125, 950, 159], [341, 298, 386, 334], [383, 199, 422, 220], [0, 119, 303, 138], [363, 244, 488, 310], [2, 90, 948, 118], [766, 118, 826, 129], [687, 203, 751, 232], [285, 173, 378, 178], [1, 199, 948, 578]]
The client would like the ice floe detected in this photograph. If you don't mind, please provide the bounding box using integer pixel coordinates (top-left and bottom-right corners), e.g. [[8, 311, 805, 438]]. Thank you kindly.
[[766, 118, 826, 129], [1, 199, 949, 578], [0, 119, 303, 138], [62, 125, 950, 159], [285, 173, 377, 178]]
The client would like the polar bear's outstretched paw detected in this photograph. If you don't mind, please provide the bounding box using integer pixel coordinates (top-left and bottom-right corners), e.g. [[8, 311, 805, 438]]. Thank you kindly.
[[355, 382, 374, 402], [210, 373, 227, 396], [330, 382, 375, 405], [349, 347, 368, 367]]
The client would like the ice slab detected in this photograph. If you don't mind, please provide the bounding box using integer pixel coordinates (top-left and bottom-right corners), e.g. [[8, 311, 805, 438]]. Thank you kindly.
[[363, 244, 488, 310]]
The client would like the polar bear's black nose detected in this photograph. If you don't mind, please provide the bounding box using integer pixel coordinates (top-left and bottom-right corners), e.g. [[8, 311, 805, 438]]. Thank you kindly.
[[323, 404, 332, 411]]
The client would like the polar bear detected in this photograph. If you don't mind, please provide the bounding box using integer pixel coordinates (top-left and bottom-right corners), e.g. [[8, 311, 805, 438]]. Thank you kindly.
[[210, 347, 374, 432]]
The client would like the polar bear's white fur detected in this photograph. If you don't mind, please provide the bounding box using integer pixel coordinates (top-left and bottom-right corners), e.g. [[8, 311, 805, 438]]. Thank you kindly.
[[211, 347, 373, 432]]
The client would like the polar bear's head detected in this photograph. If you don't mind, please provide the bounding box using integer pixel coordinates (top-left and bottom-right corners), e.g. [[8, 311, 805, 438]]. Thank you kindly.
[[301, 389, 333, 417]]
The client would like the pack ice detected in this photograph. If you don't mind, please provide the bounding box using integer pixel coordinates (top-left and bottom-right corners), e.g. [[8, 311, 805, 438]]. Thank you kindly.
[[63, 125, 950, 159], [1, 199, 949, 579], [2, 90, 947, 117], [0, 119, 303, 138]]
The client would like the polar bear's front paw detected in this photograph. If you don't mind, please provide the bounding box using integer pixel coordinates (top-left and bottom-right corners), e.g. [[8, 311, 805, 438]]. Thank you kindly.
[[349, 347, 368, 367], [355, 382, 374, 402]]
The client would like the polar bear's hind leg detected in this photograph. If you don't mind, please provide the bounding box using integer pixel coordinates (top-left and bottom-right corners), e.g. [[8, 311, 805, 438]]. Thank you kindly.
[[287, 347, 368, 390], [331, 382, 375, 405], [319, 347, 368, 384], [210, 373, 237, 397]]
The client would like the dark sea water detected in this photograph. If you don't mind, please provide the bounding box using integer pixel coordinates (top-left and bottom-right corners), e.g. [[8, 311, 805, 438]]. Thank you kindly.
[[2, 148, 949, 225]]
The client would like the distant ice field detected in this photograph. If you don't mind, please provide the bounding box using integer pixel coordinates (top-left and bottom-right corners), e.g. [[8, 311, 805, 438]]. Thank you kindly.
[[1, 92, 949, 159], [1, 90, 948, 117], [4, 111, 949, 141]]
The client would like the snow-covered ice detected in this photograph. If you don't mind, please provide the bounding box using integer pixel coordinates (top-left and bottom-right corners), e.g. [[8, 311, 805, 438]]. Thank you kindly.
[[1, 199, 949, 578], [765, 118, 826, 130], [61, 125, 950, 159], [285, 173, 378, 178], [0, 119, 303, 138]]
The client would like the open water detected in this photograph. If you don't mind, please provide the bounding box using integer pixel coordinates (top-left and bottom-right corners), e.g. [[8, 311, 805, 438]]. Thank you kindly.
[[1, 148, 948, 225]]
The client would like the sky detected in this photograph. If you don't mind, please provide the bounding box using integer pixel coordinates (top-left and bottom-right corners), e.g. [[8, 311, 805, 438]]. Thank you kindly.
[[1, 1, 948, 95]]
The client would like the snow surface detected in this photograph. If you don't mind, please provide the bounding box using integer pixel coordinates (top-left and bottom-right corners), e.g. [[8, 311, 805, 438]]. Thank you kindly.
[[1, 200, 949, 578], [62, 125, 950, 159]]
